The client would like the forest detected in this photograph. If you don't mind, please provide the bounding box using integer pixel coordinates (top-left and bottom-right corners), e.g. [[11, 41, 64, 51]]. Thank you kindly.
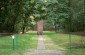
[[0, 0, 85, 33]]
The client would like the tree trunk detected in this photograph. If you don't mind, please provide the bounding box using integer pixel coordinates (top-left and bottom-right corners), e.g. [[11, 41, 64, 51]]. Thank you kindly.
[[22, 26, 25, 34], [37, 20, 43, 35], [54, 22, 57, 32]]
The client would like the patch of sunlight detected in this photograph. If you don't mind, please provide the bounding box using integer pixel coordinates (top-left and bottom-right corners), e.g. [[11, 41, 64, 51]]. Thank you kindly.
[[55, 45, 66, 51], [26, 31, 37, 33], [44, 35, 65, 51], [43, 35, 52, 41], [30, 36, 38, 40], [26, 31, 55, 33], [57, 42, 68, 46], [43, 31, 53, 32]]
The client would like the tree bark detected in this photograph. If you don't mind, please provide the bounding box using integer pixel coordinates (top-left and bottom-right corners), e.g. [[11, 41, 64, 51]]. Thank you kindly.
[[22, 26, 25, 34], [54, 22, 57, 32], [37, 20, 43, 35]]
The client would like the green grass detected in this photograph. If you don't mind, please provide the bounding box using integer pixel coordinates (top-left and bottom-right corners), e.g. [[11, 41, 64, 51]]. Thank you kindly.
[[0, 31, 85, 55], [0, 33, 38, 55], [43, 31, 85, 55]]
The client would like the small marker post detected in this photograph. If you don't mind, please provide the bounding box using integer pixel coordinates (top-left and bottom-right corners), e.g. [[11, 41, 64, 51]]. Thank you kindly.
[[12, 35, 15, 50]]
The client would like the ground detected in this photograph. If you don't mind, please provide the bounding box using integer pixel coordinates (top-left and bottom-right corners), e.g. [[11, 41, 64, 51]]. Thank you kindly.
[[24, 35, 64, 55], [0, 31, 85, 55]]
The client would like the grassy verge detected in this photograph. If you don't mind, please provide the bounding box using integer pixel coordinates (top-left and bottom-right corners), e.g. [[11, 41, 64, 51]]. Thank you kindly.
[[0, 33, 38, 55], [43, 31, 85, 55]]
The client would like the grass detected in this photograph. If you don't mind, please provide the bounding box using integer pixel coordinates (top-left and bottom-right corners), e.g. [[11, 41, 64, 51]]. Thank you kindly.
[[43, 31, 85, 55], [0, 33, 38, 55], [0, 31, 85, 55]]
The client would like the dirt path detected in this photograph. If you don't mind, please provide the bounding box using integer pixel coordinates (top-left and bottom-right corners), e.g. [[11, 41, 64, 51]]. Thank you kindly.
[[37, 35, 45, 50], [24, 35, 64, 55]]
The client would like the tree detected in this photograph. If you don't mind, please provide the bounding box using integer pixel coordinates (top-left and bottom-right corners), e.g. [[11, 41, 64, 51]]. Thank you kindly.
[[33, 0, 47, 35], [0, 0, 84, 33]]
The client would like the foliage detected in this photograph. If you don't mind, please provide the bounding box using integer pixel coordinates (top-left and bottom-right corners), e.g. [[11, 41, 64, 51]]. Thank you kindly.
[[45, 0, 85, 32], [0, 0, 85, 33]]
